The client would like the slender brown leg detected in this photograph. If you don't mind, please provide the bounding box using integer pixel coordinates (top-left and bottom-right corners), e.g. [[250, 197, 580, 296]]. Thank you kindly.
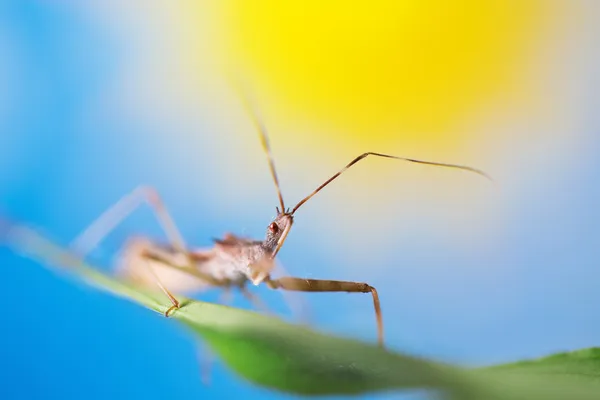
[[265, 277, 384, 347], [218, 287, 234, 305], [70, 186, 191, 316], [143, 246, 226, 286], [240, 286, 272, 314], [142, 258, 180, 317]]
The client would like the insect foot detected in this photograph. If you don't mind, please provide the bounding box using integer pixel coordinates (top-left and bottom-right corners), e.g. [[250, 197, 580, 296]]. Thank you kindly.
[[165, 302, 180, 317]]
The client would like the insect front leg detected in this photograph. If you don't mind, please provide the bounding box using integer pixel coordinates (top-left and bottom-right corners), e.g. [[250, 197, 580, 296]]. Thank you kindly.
[[265, 277, 384, 347]]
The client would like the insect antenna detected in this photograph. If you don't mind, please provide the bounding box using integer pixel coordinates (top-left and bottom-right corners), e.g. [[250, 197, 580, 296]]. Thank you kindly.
[[291, 152, 492, 215], [238, 91, 286, 213]]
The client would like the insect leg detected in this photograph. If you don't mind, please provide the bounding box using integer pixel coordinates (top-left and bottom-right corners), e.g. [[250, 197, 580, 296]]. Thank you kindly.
[[265, 277, 384, 347], [218, 287, 234, 305], [71, 185, 187, 258], [142, 256, 180, 316], [240, 285, 272, 314], [71, 185, 190, 316]]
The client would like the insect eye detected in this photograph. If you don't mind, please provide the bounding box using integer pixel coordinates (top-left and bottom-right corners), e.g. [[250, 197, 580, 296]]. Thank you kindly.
[[269, 222, 279, 233]]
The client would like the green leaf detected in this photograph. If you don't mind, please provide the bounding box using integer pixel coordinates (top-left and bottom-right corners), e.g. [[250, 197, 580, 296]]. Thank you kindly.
[[3, 220, 600, 399], [466, 349, 600, 400], [481, 347, 600, 388]]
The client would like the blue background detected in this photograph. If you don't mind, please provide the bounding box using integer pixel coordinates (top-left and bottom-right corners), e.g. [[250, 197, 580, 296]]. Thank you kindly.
[[1, 2, 600, 400]]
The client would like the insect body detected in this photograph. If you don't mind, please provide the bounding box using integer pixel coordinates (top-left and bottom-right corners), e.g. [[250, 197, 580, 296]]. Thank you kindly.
[[71, 99, 490, 348]]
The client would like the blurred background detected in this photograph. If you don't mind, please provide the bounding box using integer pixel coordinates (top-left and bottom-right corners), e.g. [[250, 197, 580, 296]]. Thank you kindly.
[[1, 1, 599, 399]]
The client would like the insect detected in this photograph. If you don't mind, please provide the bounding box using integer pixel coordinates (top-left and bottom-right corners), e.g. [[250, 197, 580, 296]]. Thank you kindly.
[[69, 98, 490, 348]]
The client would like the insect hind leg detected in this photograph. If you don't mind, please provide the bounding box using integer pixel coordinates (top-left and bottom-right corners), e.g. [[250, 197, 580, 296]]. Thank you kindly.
[[70, 185, 188, 259], [70, 185, 194, 316]]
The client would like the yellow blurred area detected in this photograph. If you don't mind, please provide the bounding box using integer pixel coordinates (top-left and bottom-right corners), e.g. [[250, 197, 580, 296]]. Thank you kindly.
[[180, 0, 561, 155], [76, 1, 580, 260]]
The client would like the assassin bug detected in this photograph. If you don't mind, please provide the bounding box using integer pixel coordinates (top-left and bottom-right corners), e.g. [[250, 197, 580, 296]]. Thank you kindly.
[[69, 97, 490, 347]]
